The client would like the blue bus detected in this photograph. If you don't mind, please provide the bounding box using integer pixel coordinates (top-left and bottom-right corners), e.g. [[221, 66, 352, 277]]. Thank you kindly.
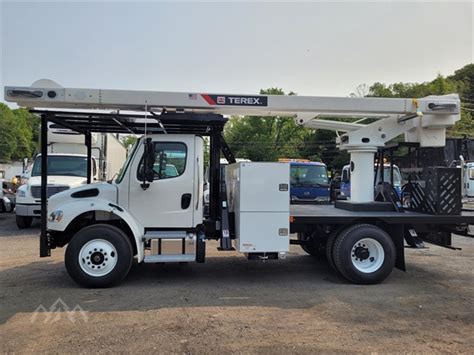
[[281, 160, 330, 204]]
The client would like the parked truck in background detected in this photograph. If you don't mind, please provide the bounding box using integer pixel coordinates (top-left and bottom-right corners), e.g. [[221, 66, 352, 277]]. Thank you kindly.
[[0, 179, 14, 213], [15, 125, 126, 228], [464, 162, 474, 198], [281, 159, 330, 203], [340, 163, 402, 199]]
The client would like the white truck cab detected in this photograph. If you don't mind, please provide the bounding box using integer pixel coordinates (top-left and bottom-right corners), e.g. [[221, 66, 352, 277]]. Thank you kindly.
[[47, 135, 204, 259], [15, 153, 97, 228], [464, 162, 474, 198]]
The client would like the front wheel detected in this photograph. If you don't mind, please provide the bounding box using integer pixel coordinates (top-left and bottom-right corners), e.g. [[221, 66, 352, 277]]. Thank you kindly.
[[65, 224, 133, 288], [332, 224, 396, 284]]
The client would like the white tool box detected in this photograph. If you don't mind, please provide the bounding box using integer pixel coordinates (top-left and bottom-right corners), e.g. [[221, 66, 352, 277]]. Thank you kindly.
[[225, 162, 290, 253]]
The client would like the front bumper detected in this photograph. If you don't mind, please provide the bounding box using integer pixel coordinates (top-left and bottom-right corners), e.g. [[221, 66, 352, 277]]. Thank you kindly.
[[291, 196, 330, 204], [15, 203, 41, 217]]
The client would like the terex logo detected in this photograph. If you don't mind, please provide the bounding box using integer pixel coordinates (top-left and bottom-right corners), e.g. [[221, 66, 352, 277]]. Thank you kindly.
[[201, 94, 268, 107], [228, 97, 262, 105]]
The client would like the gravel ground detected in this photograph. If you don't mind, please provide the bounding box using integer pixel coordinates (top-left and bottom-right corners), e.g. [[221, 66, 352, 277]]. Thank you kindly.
[[0, 213, 473, 353]]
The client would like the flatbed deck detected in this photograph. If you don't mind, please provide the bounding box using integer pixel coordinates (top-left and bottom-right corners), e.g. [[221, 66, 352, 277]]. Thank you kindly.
[[290, 204, 474, 225]]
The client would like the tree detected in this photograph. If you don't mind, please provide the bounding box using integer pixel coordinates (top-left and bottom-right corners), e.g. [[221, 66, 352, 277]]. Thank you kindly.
[[121, 135, 138, 149], [448, 63, 474, 100], [0, 104, 41, 161], [365, 65, 473, 138], [350, 84, 369, 98], [11, 108, 39, 159], [0, 104, 17, 161], [224, 88, 311, 161]]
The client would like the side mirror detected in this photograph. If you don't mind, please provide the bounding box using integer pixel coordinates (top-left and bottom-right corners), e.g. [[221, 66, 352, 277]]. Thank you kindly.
[[141, 138, 155, 189]]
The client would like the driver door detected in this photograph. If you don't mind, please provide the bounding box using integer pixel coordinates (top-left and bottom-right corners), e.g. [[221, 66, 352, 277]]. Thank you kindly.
[[128, 135, 197, 228]]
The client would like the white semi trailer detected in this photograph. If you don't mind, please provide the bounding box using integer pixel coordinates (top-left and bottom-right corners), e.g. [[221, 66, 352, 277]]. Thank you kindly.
[[4, 81, 473, 287]]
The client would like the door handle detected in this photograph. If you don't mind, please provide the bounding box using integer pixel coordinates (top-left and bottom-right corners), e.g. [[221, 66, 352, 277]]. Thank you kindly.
[[181, 193, 192, 209]]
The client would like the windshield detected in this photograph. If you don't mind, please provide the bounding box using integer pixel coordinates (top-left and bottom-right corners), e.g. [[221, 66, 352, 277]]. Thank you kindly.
[[31, 156, 90, 177], [469, 167, 474, 180], [376, 167, 402, 185], [115, 140, 139, 184], [290, 164, 328, 187]]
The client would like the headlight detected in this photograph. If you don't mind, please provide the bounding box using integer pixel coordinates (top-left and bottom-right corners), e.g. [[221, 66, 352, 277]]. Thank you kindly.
[[204, 193, 210, 203], [17, 189, 26, 198], [48, 210, 63, 223]]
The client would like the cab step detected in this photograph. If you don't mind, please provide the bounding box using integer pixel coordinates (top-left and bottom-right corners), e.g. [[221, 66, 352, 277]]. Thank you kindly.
[[142, 230, 187, 241]]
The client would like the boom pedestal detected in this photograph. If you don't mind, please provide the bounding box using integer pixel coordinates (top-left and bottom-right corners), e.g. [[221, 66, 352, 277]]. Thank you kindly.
[[347, 148, 377, 203]]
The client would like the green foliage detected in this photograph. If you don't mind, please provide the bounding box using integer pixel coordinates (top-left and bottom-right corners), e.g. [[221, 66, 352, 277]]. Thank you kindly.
[[224, 88, 310, 162], [0, 104, 17, 161], [367, 64, 473, 137], [448, 63, 474, 99], [121, 135, 138, 149], [0, 104, 40, 161], [299, 129, 349, 172]]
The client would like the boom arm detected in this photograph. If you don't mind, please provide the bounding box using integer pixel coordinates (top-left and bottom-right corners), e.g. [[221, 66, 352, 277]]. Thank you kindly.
[[4, 79, 461, 203]]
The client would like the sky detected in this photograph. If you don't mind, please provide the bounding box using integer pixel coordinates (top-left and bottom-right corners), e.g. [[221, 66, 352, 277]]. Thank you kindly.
[[1, 1, 472, 107]]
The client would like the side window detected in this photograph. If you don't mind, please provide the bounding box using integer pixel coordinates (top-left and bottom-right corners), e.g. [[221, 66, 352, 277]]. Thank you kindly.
[[137, 142, 187, 181]]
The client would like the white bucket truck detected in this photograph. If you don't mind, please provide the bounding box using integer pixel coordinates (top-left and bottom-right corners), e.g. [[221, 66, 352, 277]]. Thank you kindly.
[[4, 81, 473, 288]]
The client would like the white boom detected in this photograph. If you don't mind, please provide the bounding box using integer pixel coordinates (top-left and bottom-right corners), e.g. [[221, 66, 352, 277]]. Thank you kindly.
[[4, 79, 461, 203]]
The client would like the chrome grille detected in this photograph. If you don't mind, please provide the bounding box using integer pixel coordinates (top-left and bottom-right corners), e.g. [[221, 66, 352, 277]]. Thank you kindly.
[[31, 185, 70, 199]]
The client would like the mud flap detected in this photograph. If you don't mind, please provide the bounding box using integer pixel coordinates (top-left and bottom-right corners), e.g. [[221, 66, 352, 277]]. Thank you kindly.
[[384, 224, 405, 271]]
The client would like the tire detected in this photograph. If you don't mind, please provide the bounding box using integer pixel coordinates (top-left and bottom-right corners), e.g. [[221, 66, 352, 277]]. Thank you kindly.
[[16, 215, 33, 229], [325, 228, 340, 271], [65, 224, 133, 288], [297, 232, 325, 257], [332, 224, 396, 284]]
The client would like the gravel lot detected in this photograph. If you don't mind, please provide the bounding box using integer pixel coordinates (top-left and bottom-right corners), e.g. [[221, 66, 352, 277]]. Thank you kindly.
[[1, 212, 473, 353]]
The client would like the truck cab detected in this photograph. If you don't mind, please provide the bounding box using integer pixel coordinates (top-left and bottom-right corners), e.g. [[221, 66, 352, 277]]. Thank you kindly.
[[15, 153, 97, 228], [284, 160, 330, 203], [340, 164, 402, 199], [464, 162, 474, 198]]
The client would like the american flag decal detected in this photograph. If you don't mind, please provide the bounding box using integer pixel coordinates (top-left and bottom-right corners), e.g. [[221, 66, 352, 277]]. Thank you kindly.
[[188, 93, 197, 100]]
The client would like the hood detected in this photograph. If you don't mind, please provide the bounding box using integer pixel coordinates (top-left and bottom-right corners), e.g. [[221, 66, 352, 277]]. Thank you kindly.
[[48, 182, 118, 212], [28, 175, 87, 188]]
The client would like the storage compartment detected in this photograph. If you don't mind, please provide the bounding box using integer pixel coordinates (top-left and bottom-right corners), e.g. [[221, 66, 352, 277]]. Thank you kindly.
[[236, 212, 289, 253], [226, 162, 290, 253]]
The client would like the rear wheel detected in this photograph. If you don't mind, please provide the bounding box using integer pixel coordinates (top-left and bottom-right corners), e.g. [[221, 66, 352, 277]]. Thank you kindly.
[[332, 224, 396, 284], [16, 215, 33, 229], [65, 224, 133, 288]]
